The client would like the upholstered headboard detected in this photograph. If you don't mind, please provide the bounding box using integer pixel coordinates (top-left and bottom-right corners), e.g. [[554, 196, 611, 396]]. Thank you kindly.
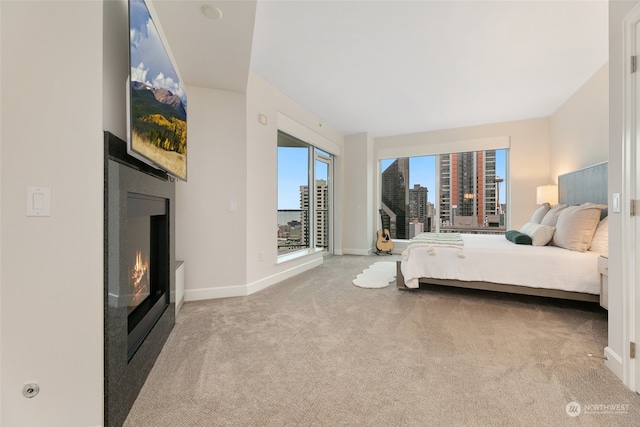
[[558, 162, 608, 207]]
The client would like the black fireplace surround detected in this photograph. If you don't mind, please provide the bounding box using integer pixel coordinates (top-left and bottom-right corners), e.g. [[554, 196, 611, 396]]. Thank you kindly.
[[104, 131, 175, 427]]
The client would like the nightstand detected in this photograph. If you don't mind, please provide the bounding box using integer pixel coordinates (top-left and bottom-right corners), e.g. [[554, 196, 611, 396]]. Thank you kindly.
[[598, 255, 608, 310]]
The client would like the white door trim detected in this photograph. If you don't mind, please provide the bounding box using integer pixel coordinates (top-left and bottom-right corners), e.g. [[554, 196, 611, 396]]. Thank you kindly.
[[620, 2, 640, 393]]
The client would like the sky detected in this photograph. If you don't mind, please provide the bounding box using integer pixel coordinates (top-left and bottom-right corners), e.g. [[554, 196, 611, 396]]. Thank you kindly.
[[278, 149, 507, 210], [129, 0, 187, 106], [278, 147, 309, 209]]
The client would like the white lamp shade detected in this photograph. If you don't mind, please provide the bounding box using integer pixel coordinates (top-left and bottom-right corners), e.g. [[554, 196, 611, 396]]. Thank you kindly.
[[536, 185, 558, 205]]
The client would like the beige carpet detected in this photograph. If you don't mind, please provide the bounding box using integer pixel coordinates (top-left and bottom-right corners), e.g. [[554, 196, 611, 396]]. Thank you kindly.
[[124, 255, 640, 426]]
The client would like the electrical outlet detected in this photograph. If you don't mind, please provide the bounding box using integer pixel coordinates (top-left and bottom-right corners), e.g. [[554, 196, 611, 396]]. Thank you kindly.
[[259, 250, 264, 262]]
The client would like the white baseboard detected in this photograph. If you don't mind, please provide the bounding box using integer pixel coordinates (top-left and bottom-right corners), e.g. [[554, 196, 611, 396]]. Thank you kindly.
[[604, 346, 623, 382], [184, 283, 247, 301], [342, 244, 407, 256], [246, 256, 323, 295], [183, 256, 323, 302], [342, 247, 373, 255]]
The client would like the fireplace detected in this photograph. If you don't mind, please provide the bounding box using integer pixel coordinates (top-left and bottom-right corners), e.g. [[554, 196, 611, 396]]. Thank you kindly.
[[126, 192, 170, 360], [104, 131, 175, 427]]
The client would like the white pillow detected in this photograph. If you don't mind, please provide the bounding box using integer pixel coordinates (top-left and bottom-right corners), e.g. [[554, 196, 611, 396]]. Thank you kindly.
[[519, 221, 556, 246], [540, 203, 568, 226], [530, 203, 550, 224], [588, 216, 608, 255], [552, 204, 604, 252]]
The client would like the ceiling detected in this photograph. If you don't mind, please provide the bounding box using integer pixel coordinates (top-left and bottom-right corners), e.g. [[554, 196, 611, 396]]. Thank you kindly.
[[152, 0, 609, 138]]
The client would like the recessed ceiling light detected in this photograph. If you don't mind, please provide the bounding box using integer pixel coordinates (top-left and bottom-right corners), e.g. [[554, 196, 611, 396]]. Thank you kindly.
[[201, 4, 223, 21]]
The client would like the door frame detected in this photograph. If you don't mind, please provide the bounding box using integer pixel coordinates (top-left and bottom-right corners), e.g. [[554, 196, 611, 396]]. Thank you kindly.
[[622, 2, 640, 393], [314, 149, 334, 255]]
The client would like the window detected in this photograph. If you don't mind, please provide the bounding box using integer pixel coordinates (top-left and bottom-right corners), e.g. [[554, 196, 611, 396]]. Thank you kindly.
[[277, 131, 333, 256], [380, 149, 507, 237]]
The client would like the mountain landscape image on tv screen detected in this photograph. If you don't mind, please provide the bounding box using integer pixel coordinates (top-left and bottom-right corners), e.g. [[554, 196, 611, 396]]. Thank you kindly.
[[129, 0, 187, 180]]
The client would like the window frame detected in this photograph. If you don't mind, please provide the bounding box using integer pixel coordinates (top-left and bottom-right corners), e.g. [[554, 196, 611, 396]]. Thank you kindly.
[[379, 148, 509, 238], [277, 131, 334, 259]]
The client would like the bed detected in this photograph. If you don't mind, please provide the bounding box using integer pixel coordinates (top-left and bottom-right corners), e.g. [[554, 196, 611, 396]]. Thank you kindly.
[[397, 162, 608, 303]]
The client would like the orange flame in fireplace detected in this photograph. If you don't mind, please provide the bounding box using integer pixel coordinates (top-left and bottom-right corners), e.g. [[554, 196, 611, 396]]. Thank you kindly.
[[131, 251, 149, 305]]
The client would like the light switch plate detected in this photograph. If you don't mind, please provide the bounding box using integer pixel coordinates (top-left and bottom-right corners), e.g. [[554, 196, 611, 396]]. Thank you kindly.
[[612, 193, 621, 213], [27, 187, 51, 217]]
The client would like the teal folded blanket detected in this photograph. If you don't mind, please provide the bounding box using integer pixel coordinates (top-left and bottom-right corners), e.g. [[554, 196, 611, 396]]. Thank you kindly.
[[505, 230, 532, 245]]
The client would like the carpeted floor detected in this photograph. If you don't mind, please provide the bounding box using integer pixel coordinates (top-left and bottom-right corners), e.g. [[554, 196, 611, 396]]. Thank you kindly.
[[124, 255, 640, 426]]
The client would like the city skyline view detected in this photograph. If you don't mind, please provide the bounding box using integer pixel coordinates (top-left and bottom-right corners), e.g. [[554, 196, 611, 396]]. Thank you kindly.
[[380, 150, 507, 238], [381, 150, 507, 207], [278, 148, 507, 218]]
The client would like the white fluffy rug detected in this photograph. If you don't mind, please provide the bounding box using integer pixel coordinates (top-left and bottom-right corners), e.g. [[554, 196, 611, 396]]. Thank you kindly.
[[352, 261, 397, 288]]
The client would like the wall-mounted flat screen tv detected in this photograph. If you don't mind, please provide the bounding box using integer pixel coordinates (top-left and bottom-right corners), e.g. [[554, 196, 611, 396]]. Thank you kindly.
[[128, 0, 187, 181]]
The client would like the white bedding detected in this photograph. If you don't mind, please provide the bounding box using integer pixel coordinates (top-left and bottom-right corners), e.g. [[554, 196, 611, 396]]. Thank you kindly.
[[400, 234, 601, 294]]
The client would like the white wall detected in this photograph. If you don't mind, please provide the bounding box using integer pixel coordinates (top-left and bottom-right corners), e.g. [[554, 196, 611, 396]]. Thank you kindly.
[[342, 133, 375, 255], [245, 72, 344, 288], [103, 0, 129, 141], [0, 0, 4, 419], [0, 0, 4, 422], [549, 63, 609, 180], [0, 1, 104, 425], [548, 58, 612, 373], [176, 86, 248, 300], [179, 72, 345, 302], [374, 118, 551, 232]]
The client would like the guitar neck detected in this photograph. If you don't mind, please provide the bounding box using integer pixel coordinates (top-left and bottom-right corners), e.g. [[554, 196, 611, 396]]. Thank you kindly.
[[378, 209, 390, 237]]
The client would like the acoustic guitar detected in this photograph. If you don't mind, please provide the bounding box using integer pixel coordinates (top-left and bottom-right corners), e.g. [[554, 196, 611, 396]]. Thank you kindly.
[[376, 209, 394, 255]]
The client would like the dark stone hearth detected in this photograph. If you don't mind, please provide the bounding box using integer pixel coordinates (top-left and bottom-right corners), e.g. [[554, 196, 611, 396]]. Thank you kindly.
[[104, 131, 175, 427]]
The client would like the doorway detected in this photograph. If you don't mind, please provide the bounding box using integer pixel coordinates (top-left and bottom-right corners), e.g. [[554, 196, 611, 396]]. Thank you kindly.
[[277, 131, 334, 257], [315, 148, 333, 255]]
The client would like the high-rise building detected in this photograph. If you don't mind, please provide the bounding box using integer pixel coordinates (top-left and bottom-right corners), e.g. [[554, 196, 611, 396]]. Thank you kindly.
[[408, 184, 430, 232], [299, 185, 310, 247], [315, 179, 328, 249], [381, 158, 409, 238], [300, 180, 328, 249], [382, 151, 501, 236], [439, 150, 498, 227]]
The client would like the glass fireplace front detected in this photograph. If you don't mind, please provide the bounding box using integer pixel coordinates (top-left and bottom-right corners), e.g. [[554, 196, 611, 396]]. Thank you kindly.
[[125, 192, 169, 361]]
